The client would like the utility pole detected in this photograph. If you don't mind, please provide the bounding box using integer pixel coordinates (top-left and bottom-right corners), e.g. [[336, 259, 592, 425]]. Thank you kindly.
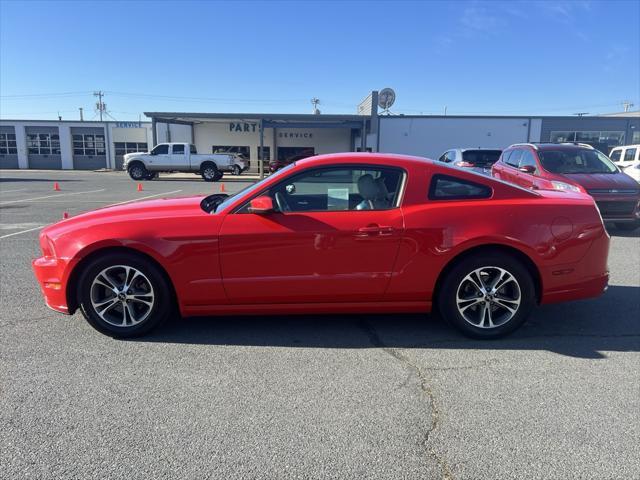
[[311, 97, 321, 115], [94, 91, 106, 121], [79, 107, 84, 121], [622, 101, 634, 113]]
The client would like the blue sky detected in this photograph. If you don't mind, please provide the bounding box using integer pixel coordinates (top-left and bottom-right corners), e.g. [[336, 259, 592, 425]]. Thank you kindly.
[[1, 0, 638, 120]]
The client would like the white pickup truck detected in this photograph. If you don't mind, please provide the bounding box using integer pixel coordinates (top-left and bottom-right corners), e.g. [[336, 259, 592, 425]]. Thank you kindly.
[[122, 142, 248, 181]]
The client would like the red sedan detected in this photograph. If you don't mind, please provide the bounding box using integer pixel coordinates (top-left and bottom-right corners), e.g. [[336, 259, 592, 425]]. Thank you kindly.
[[33, 153, 610, 339]]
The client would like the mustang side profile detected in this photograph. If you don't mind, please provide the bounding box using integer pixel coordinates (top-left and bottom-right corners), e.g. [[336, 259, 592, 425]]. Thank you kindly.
[[33, 153, 610, 339]]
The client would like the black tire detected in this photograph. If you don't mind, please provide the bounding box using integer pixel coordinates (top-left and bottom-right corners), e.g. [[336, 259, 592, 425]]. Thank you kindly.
[[145, 172, 158, 180], [201, 163, 219, 182], [614, 221, 640, 231], [77, 252, 173, 338], [437, 252, 535, 339], [232, 165, 241, 176], [128, 162, 147, 181]]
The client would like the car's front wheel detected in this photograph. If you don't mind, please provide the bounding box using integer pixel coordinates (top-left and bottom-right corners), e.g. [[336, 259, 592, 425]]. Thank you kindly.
[[438, 253, 535, 339], [77, 252, 173, 338], [128, 163, 147, 181]]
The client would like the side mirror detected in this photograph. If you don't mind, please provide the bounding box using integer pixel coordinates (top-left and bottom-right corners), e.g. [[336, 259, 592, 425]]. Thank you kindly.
[[519, 165, 536, 174], [248, 195, 275, 214]]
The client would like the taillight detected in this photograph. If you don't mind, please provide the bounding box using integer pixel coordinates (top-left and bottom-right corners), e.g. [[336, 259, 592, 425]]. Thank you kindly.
[[455, 161, 475, 168]]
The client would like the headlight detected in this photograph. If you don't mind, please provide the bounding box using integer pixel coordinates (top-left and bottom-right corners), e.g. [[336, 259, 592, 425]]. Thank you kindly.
[[551, 181, 582, 193]]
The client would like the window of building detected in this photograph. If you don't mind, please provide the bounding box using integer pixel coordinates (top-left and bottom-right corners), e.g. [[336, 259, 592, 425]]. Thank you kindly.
[[114, 142, 148, 156], [27, 133, 60, 155], [255, 146, 270, 162], [428, 174, 492, 200], [277, 147, 315, 162], [212, 145, 250, 158], [172, 144, 185, 154], [624, 148, 637, 161], [550, 131, 625, 151], [633, 131, 640, 144], [0, 133, 17, 154], [248, 166, 403, 213], [73, 134, 105, 156]]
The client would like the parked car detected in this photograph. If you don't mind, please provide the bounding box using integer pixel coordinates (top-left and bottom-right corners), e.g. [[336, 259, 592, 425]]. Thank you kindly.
[[492, 143, 640, 231], [609, 145, 640, 184], [609, 144, 640, 169], [437, 148, 502, 175], [33, 153, 610, 340], [122, 142, 248, 182], [269, 151, 315, 173]]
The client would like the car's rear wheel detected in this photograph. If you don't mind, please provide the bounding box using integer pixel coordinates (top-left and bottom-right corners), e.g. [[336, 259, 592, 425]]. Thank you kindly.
[[128, 162, 147, 181], [77, 252, 173, 338], [438, 253, 535, 339], [614, 221, 640, 232], [232, 165, 242, 176]]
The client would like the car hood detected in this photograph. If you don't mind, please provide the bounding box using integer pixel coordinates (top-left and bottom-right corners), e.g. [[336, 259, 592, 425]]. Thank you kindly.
[[561, 172, 640, 192], [43, 195, 208, 239]]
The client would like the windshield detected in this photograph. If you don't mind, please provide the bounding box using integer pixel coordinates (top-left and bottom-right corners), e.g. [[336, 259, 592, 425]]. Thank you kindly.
[[209, 162, 297, 213], [462, 150, 502, 167], [538, 148, 618, 174]]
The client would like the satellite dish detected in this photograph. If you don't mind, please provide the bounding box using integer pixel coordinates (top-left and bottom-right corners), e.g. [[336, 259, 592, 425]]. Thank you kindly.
[[378, 88, 396, 112]]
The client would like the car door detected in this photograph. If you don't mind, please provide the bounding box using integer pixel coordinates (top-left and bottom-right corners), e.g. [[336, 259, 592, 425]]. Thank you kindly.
[[218, 165, 406, 304], [499, 149, 523, 185], [515, 148, 540, 189], [169, 143, 185, 169], [147, 144, 170, 169]]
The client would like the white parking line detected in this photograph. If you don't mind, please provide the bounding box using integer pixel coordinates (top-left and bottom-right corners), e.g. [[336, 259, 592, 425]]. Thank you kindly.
[[107, 190, 183, 206], [0, 225, 46, 239], [0, 189, 106, 205], [0, 188, 27, 193]]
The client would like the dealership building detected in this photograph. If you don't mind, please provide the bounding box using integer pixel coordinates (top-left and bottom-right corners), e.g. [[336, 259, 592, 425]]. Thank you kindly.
[[1, 91, 638, 171]]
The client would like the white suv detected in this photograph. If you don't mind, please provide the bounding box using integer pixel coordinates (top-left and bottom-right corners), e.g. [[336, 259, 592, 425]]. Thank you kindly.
[[609, 145, 640, 183]]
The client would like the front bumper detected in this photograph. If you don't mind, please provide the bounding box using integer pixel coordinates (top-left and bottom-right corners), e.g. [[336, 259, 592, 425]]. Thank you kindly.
[[32, 256, 73, 314]]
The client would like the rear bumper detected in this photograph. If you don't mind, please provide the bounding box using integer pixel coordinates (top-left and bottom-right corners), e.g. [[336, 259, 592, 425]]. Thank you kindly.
[[32, 256, 72, 314], [541, 272, 609, 304]]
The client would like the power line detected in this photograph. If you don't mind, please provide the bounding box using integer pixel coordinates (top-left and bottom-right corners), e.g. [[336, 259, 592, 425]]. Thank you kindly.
[[0, 91, 93, 98]]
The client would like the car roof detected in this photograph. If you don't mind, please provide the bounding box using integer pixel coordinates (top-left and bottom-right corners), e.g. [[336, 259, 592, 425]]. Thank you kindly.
[[296, 152, 437, 168]]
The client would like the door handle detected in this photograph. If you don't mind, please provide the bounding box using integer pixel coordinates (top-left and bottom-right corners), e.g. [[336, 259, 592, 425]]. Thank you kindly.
[[355, 225, 394, 237]]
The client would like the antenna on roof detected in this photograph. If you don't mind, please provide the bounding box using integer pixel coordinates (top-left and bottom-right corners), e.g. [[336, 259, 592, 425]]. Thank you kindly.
[[311, 97, 321, 115]]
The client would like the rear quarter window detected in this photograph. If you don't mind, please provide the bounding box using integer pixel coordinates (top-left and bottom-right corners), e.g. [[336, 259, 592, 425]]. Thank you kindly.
[[428, 174, 492, 200]]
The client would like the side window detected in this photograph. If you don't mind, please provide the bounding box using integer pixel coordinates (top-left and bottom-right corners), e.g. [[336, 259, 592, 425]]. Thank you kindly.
[[446, 151, 457, 162], [190, 144, 197, 154], [428, 174, 492, 200], [624, 148, 636, 161], [151, 144, 169, 155], [172, 144, 185, 155], [245, 166, 403, 212], [506, 149, 522, 167], [438, 152, 447, 162], [519, 150, 538, 172], [609, 149, 622, 162]]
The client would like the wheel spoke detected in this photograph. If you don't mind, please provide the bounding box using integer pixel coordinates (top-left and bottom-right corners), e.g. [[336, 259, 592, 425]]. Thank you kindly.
[[96, 298, 118, 315], [95, 274, 118, 292], [457, 297, 483, 312], [130, 294, 153, 307], [494, 297, 519, 315]]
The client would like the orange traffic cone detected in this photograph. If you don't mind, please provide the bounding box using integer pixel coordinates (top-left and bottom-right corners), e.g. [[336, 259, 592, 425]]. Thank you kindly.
[[220, 183, 226, 193], [137, 183, 143, 192], [53, 182, 61, 191]]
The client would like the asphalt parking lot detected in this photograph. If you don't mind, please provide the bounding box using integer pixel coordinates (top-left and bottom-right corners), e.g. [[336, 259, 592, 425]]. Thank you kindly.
[[1, 169, 639, 480]]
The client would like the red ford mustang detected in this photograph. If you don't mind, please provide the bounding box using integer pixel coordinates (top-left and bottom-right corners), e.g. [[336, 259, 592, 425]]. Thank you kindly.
[[33, 153, 610, 339]]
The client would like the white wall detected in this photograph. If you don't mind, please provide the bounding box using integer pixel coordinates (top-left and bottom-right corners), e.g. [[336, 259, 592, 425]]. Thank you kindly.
[[192, 121, 351, 160], [155, 123, 192, 144], [379, 117, 541, 159]]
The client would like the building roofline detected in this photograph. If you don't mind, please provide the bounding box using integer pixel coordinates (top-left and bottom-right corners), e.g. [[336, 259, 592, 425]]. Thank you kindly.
[[144, 112, 367, 121]]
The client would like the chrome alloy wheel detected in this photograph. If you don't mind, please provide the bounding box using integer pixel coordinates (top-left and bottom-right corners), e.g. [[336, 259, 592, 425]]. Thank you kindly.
[[202, 166, 216, 180], [455, 266, 521, 329], [90, 265, 155, 327]]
